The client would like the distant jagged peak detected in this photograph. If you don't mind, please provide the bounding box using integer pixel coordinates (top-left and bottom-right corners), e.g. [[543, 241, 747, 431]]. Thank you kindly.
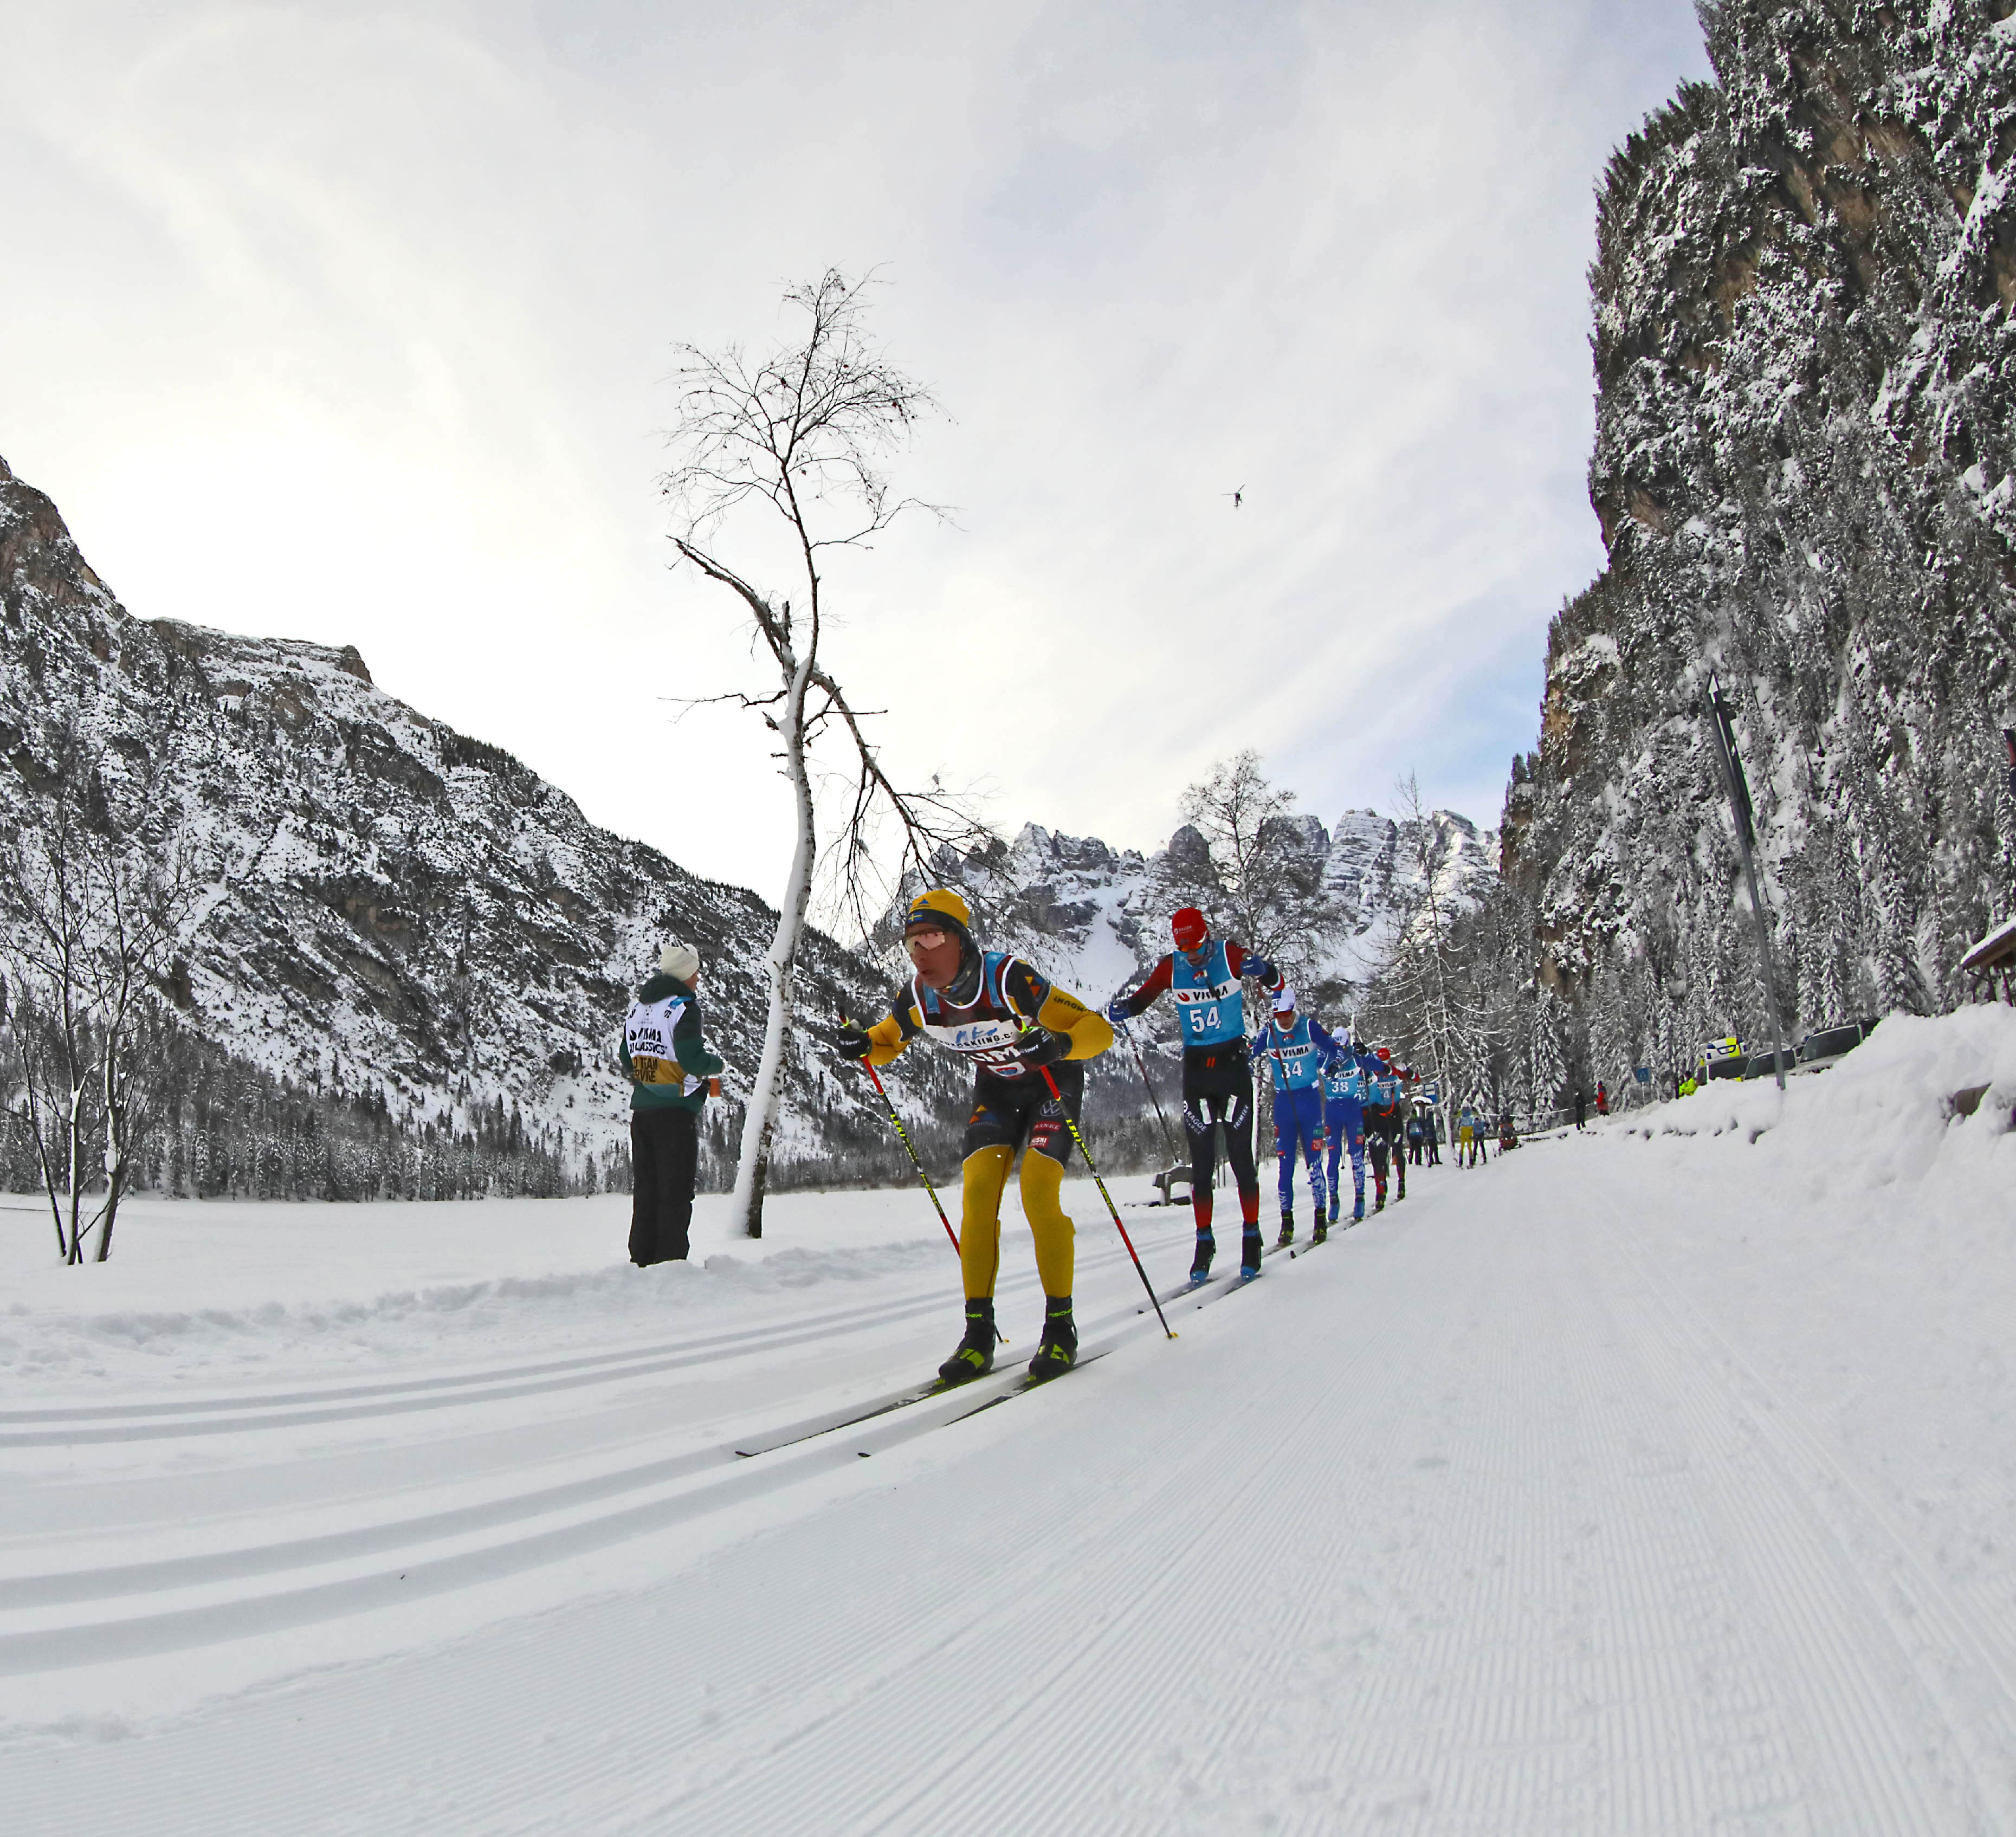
[[1002, 820, 1138, 881], [890, 800, 1498, 1007]]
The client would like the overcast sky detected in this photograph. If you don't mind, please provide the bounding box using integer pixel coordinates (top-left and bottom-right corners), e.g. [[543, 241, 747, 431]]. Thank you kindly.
[[0, 0, 1711, 909]]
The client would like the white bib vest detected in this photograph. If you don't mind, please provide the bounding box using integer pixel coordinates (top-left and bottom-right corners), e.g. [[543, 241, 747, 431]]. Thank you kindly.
[[626, 995, 692, 1089]]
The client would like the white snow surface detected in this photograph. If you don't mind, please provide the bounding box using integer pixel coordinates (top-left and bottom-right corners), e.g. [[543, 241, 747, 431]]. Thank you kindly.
[[5, 1005, 2016, 1831]]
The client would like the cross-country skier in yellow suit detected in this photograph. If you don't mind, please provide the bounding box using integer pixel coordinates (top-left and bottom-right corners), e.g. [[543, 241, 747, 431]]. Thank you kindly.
[[831, 889, 1113, 1383]]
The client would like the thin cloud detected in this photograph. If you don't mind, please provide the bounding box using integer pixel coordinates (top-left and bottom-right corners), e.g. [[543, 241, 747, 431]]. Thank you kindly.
[[0, 0, 1710, 891]]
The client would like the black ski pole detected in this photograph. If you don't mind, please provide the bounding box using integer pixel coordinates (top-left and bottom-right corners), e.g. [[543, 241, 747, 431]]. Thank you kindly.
[[839, 1009, 960, 1256], [1117, 1019, 1181, 1164], [1032, 1060, 1177, 1340]]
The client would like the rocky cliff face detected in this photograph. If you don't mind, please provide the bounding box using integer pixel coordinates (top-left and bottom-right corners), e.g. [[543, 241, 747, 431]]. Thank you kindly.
[[1504, 0, 2016, 1065], [0, 454, 902, 1189]]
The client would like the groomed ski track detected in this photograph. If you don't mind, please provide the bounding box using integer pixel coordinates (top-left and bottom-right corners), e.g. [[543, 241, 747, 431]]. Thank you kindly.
[[7, 1134, 2016, 1834]]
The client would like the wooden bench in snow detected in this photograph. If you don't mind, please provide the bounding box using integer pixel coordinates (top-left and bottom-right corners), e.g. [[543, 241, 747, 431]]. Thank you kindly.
[[1960, 915, 2016, 1003]]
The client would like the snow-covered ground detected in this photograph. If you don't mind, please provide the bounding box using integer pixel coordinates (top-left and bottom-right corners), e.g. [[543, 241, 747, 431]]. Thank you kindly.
[[5, 1006, 2016, 1833]]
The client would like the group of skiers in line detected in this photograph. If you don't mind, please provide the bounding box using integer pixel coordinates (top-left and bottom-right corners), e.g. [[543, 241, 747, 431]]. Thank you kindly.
[[1105, 908, 1430, 1275], [621, 891, 1479, 1390]]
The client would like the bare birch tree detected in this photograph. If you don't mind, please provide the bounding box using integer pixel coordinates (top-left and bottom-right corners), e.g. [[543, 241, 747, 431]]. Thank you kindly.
[[660, 269, 986, 1238], [1160, 751, 1342, 986], [0, 787, 196, 1263], [1359, 774, 1505, 1142]]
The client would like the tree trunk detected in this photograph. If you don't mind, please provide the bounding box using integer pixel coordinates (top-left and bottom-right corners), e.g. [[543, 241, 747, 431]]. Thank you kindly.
[[16, 1065, 68, 1260], [731, 648, 818, 1239], [96, 1050, 125, 1263], [65, 1078, 87, 1264]]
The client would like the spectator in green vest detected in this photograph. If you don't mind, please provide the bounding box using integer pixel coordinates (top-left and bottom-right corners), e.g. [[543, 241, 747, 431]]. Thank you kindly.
[[621, 941, 725, 1265]]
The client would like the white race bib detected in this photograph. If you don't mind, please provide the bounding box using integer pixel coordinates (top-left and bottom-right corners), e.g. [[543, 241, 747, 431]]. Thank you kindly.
[[626, 996, 690, 1089]]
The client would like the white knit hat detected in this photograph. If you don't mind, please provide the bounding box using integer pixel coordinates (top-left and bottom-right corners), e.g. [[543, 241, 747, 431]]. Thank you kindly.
[[1272, 985, 1296, 1014], [658, 940, 700, 983]]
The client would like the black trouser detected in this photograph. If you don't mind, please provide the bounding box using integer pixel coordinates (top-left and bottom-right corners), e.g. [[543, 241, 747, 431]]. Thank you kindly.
[[1365, 1111, 1404, 1194], [965, 1060, 1084, 1163], [1181, 1045, 1257, 1218], [630, 1105, 699, 1265]]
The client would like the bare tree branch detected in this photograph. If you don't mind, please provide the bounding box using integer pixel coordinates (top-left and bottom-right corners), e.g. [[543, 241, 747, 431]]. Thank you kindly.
[[0, 721, 211, 1262], [657, 269, 981, 1237], [1160, 751, 1345, 987]]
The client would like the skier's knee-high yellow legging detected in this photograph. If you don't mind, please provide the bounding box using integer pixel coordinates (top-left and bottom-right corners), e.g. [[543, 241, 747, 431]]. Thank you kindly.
[[959, 1146, 1074, 1299]]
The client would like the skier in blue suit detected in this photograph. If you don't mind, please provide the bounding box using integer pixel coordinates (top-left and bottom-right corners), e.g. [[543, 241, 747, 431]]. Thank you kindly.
[[1322, 1034, 1369, 1225], [1251, 988, 1344, 1246]]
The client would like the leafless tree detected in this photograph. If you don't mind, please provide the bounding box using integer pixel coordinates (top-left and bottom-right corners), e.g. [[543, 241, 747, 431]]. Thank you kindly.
[[660, 268, 988, 1237], [1359, 774, 1507, 1140], [1161, 751, 1342, 986], [0, 788, 198, 1263]]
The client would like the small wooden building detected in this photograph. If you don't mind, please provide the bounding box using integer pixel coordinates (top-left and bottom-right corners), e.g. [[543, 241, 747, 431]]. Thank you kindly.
[[1960, 915, 2016, 1004]]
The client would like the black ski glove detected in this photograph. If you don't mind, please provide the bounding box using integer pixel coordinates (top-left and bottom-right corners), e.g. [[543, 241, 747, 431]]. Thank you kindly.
[[828, 1022, 875, 1061], [1019, 1029, 1071, 1069]]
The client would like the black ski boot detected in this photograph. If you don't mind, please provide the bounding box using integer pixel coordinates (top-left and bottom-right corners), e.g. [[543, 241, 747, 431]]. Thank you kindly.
[[1276, 1211, 1295, 1249], [937, 1298, 996, 1384], [1189, 1229, 1215, 1282], [1240, 1229, 1264, 1278], [1026, 1297, 1077, 1381], [1312, 1219, 1328, 1245]]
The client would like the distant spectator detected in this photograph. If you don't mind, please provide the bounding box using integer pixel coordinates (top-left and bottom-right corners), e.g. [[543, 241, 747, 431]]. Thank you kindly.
[[1595, 1082, 1609, 1117], [1574, 1088, 1588, 1130], [622, 940, 725, 1266]]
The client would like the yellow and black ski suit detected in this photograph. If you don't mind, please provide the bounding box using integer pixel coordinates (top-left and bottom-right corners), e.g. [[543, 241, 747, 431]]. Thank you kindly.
[[858, 951, 1112, 1301]]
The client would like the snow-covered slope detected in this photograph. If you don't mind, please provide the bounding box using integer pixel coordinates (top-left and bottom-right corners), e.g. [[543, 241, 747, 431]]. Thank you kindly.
[[0, 454, 912, 1190], [4, 1005, 2014, 1831]]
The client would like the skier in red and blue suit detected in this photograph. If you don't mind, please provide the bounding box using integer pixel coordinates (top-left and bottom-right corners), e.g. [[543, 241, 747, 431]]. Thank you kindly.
[[1252, 988, 1343, 1247], [1108, 907, 1282, 1279], [1321, 1035, 1369, 1226]]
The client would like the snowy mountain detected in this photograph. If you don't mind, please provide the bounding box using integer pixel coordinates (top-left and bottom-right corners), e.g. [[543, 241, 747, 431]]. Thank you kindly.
[[1501, 0, 2016, 1071], [0, 450, 1496, 1196], [0, 454, 921, 1193], [899, 806, 1497, 1028]]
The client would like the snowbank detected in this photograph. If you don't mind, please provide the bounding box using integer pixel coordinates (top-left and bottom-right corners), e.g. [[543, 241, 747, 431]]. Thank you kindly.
[[0, 1186, 968, 1390], [1609, 1004, 2016, 1221]]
